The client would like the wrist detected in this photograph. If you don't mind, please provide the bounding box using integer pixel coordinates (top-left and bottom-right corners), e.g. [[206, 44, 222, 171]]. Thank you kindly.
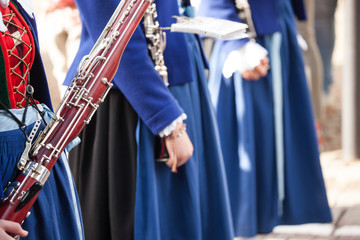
[[158, 113, 187, 137], [165, 122, 187, 140]]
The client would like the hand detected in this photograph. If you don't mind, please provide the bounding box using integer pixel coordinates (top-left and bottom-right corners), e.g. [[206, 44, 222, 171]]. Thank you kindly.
[[241, 56, 270, 81], [0, 219, 28, 240], [164, 123, 194, 173], [222, 41, 269, 79]]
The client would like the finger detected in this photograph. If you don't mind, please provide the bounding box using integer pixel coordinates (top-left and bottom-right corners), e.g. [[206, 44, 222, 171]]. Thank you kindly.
[[261, 56, 269, 65], [2, 221, 28, 237], [261, 57, 270, 72], [176, 155, 188, 167], [242, 70, 260, 80], [250, 71, 260, 80], [241, 70, 251, 80], [165, 151, 174, 168], [176, 141, 193, 167], [171, 152, 178, 173], [254, 64, 269, 77], [164, 138, 174, 168], [0, 233, 15, 240]]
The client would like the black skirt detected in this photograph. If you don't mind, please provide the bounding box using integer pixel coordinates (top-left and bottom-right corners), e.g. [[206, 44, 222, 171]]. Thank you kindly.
[[69, 89, 138, 240]]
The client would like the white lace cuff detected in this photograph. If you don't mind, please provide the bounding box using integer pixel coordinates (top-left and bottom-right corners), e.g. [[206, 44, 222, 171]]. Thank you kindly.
[[158, 113, 187, 137], [222, 40, 268, 78]]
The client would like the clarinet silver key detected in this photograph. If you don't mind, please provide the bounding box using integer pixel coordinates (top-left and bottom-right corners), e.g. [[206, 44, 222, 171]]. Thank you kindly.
[[17, 120, 42, 171], [144, 3, 169, 86]]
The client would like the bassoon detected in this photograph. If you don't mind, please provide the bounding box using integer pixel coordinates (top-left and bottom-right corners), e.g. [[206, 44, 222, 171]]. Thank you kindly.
[[0, 0, 152, 232]]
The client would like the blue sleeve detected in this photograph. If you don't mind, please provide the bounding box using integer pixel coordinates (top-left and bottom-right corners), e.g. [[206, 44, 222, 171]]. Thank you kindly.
[[66, 0, 184, 135], [197, 0, 249, 52], [115, 27, 184, 135]]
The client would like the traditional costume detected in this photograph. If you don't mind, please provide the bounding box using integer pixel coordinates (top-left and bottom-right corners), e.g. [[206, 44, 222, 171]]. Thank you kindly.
[[198, 0, 332, 237], [135, 1, 234, 240], [65, 0, 234, 239], [0, 1, 83, 239]]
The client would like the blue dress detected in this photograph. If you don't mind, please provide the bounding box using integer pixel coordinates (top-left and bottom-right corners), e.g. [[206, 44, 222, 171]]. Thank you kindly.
[[134, 3, 234, 240], [198, 0, 332, 237], [0, 110, 84, 240], [0, 2, 84, 239]]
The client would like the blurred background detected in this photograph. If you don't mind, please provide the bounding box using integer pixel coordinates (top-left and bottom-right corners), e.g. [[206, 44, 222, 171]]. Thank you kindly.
[[33, 0, 360, 239], [33, 0, 81, 108]]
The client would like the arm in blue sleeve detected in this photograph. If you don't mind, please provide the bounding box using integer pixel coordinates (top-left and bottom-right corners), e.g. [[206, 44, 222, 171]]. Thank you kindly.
[[115, 26, 184, 135], [72, 0, 184, 135]]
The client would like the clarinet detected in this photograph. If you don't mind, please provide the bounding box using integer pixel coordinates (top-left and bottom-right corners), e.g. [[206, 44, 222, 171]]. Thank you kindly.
[[143, 2, 169, 86], [143, 2, 171, 162], [0, 0, 152, 229]]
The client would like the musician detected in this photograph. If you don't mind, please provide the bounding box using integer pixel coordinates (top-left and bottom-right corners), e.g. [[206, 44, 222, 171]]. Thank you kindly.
[[0, 0, 84, 239], [65, 0, 233, 239], [197, 0, 332, 237]]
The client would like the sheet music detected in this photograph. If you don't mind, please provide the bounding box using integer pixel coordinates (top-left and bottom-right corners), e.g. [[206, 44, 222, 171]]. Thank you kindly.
[[170, 16, 248, 40]]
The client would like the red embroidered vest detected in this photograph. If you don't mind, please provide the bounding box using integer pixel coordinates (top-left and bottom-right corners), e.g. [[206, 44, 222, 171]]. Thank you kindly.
[[0, 1, 35, 109]]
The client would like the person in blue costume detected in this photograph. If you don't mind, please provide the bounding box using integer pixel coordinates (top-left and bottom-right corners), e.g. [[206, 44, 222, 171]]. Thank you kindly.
[[134, 1, 235, 239], [64, 0, 233, 239], [64, 0, 194, 239], [0, 0, 84, 239], [315, 0, 338, 96], [197, 0, 332, 237]]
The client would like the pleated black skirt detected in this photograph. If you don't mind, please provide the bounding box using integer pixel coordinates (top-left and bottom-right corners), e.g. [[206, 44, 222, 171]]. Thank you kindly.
[[69, 88, 138, 240]]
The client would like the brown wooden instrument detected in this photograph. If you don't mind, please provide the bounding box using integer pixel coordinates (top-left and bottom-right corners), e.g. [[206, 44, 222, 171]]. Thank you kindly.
[[0, 0, 152, 231]]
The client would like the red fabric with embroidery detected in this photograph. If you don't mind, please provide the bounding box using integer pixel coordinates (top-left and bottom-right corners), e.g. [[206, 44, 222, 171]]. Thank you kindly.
[[1, 2, 35, 108]]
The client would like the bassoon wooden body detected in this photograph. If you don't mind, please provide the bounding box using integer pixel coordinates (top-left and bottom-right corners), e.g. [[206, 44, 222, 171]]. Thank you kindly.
[[0, 0, 152, 230]]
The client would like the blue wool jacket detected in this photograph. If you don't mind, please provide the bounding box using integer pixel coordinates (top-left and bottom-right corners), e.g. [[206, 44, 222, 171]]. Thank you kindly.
[[65, 0, 199, 134]]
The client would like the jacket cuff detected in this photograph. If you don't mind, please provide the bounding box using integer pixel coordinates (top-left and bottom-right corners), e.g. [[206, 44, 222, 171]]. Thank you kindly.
[[144, 100, 184, 135]]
